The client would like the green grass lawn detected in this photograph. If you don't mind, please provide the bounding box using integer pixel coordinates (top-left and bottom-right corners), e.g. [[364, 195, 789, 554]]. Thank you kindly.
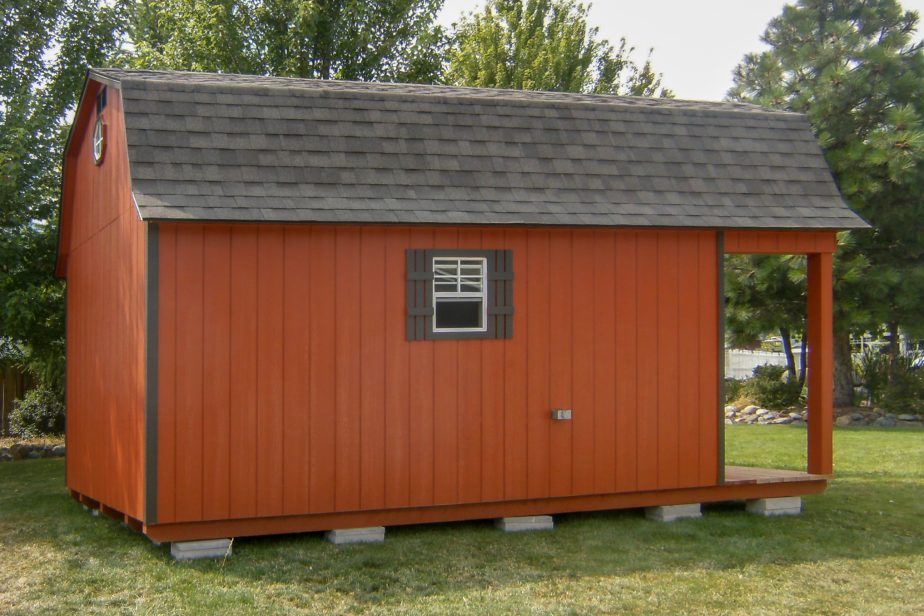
[[1, 426, 922, 615]]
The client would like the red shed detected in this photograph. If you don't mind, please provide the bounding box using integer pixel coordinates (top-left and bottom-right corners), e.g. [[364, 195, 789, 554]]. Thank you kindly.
[[57, 69, 865, 551]]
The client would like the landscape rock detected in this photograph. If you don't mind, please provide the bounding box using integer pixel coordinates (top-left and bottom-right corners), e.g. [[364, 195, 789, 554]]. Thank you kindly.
[[0, 442, 69, 461], [723, 404, 919, 428], [10, 444, 30, 460]]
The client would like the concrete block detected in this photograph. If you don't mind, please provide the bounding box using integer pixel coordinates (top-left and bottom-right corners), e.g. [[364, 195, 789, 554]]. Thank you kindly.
[[170, 538, 232, 560], [746, 496, 802, 516], [325, 527, 385, 545], [645, 503, 702, 522], [495, 515, 554, 532]]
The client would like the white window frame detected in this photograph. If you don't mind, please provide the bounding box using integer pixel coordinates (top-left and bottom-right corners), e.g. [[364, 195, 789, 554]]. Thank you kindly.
[[92, 117, 105, 164], [432, 256, 488, 333]]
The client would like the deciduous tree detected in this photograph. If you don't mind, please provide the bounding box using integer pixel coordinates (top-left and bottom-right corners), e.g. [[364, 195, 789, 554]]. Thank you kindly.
[[128, 0, 447, 82], [446, 0, 669, 96], [0, 0, 125, 391]]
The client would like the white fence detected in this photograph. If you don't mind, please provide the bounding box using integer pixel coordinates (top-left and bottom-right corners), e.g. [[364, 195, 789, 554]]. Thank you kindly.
[[725, 349, 802, 380]]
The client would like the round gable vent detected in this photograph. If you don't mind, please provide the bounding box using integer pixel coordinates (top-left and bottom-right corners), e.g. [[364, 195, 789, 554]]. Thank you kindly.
[[93, 117, 105, 164]]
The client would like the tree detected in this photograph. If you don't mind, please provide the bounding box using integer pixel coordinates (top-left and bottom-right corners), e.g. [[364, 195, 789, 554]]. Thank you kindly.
[[127, 0, 259, 74], [729, 0, 924, 406], [725, 254, 808, 385], [0, 0, 126, 392], [127, 0, 447, 82], [446, 0, 670, 96]]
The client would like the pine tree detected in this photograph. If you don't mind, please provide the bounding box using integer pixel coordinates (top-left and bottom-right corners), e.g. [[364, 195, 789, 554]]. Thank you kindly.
[[725, 254, 808, 385], [729, 0, 924, 405]]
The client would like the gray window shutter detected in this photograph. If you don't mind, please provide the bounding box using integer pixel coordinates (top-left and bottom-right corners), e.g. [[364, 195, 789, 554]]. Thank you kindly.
[[407, 248, 512, 341], [487, 249, 514, 339], [406, 249, 433, 341]]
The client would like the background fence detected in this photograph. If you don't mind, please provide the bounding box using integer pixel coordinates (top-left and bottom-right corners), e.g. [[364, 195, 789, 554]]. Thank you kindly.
[[726, 349, 802, 380]]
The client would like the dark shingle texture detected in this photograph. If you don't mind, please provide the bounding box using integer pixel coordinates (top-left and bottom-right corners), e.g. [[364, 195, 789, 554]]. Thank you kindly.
[[93, 68, 866, 229]]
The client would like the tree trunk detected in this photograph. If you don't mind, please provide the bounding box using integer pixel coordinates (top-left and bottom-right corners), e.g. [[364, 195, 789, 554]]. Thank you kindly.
[[780, 327, 797, 381], [887, 321, 900, 386], [833, 332, 854, 407], [799, 334, 807, 386]]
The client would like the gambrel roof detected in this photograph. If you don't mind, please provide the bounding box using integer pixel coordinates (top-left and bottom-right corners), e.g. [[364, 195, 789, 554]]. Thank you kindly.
[[89, 68, 866, 229]]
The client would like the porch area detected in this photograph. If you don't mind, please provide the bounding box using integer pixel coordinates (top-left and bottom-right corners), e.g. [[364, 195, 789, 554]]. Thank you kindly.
[[724, 465, 830, 486]]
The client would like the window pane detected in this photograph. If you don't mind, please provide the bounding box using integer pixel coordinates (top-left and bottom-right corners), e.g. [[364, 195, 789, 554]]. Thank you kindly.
[[435, 299, 482, 329], [433, 261, 459, 277], [434, 281, 457, 293]]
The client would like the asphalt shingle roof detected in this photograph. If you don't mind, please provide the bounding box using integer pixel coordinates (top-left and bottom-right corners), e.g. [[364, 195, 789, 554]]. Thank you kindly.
[[90, 68, 867, 229]]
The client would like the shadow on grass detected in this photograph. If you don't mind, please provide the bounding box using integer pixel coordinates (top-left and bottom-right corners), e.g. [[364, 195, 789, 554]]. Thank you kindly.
[[3, 456, 922, 610]]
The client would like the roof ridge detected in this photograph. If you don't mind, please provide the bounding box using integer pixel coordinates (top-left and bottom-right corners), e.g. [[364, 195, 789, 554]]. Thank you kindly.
[[90, 67, 791, 117]]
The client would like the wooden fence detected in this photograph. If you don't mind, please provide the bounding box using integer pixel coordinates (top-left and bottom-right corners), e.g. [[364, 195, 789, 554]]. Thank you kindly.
[[1, 366, 33, 437]]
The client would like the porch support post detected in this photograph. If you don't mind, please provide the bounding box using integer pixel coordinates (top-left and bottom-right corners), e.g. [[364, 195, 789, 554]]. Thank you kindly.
[[807, 252, 833, 475]]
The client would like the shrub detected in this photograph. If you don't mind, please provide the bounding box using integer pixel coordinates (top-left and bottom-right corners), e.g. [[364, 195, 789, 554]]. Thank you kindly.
[[854, 350, 924, 411], [9, 386, 65, 438], [742, 364, 802, 409], [724, 378, 744, 404], [879, 359, 924, 413], [854, 348, 889, 405]]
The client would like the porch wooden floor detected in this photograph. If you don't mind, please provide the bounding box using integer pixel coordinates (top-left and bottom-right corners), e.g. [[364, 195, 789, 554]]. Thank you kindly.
[[725, 465, 830, 485]]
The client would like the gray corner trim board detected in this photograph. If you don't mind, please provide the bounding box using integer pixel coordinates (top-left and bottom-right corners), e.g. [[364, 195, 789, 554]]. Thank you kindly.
[[716, 231, 726, 485], [144, 223, 159, 525]]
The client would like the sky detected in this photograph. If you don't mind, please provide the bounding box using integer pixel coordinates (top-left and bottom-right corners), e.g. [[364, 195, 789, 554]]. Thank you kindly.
[[438, 0, 924, 101]]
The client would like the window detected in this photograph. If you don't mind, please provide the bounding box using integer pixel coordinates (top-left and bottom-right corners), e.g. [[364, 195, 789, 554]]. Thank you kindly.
[[96, 87, 107, 113], [93, 87, 107, 164], [92, 118, 105, 164], [433, 257, 487, 332], [407, 249, 513, 341]]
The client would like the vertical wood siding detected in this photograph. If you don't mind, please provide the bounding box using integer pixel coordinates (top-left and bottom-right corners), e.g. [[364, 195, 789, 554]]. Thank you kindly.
[[64, 82, 146, 520], [156, 225, 720, 524]]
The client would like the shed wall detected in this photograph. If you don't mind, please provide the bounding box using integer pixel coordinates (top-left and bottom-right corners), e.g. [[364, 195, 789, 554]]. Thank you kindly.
[[64, 82, 146, 519], [155, 224, 719, 525]]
